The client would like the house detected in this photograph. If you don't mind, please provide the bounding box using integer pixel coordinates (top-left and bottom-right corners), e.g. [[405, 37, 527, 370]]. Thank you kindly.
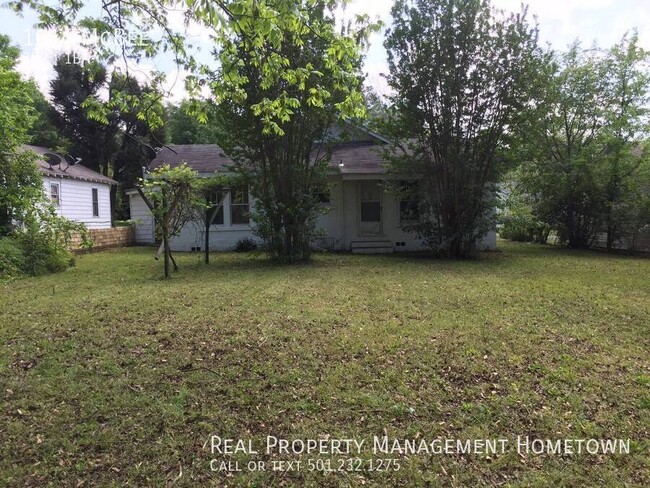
[[128, 130, 497, 253], [25, 145, 116, 229]]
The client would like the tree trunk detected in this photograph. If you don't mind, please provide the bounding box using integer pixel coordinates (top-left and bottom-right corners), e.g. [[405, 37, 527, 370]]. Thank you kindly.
[[163, 234, 170, 278], [204, 218, 210, 264]]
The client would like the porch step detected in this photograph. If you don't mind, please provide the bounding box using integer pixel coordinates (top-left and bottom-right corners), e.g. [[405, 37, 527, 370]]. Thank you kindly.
[[350, 240, 394, 254]]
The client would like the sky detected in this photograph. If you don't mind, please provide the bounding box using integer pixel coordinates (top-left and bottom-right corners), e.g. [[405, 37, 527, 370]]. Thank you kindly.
[[1, 0, 649, 100]]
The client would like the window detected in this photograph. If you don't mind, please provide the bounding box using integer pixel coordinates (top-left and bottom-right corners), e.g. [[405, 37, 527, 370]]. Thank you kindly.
[[317, 188, 331, 205], [50, 183, 60, 206], [399, 181, 420, 223], [92, 188, 99, 217], [230, 186, 250, 225], [208, 190, 225, 226]]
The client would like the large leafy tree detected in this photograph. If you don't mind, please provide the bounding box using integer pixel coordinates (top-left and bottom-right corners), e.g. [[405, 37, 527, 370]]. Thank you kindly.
[[0, 35, 41, 236], [512, 35, 650, 249], [166, 101, 223, 144], [25, 81, 67, 149], [49, 56, 121, 176], [383, 0, 542, 258], [110, 73, 167, 219], [211, 0, 372, 261], [6, 1, 370, 136]]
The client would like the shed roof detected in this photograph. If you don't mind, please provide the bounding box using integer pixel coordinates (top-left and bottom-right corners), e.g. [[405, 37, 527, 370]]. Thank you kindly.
[[24, 145, 117, 185]]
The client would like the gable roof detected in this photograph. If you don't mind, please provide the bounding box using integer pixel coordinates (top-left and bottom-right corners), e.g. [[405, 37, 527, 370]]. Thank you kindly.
[[24, 145, 117, 185], [149, 141, 389, 176]]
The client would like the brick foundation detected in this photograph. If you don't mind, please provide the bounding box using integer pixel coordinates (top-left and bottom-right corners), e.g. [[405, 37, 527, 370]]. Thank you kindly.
[[71, 226, 135, 251]]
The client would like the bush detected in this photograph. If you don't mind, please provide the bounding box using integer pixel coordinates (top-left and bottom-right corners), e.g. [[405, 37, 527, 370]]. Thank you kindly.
[[0, 237, 26, 279], [234, 236, 257, 252], [500, 214, 550, 243], [15, 220, 75, 275], [11, 205, 88, 276]]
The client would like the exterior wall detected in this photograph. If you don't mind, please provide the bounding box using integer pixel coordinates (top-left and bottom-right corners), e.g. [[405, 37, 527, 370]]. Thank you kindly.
[[314, 177, 427, 252], [128, 177, 498, 252], [43, 176, 112, 229], [315, 178, 497, 252], [128, 190, 260, 251], [129, 192, 156, 243]]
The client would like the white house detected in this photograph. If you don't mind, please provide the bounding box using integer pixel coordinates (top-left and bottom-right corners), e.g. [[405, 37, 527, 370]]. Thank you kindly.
[[26, 145, 116, 229], [128, 130, 497, 253]]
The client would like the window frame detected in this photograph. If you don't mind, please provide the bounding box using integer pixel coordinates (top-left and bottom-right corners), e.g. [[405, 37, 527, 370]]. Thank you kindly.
[[230, 186, 250, 226], [50, 183, 60, 207], [208, 190, 225, 227], [398, 180, 420, 224], [91, 188, 99, 217]]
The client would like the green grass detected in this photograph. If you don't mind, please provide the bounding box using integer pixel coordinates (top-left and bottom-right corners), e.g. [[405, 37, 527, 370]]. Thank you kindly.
[[1, 242, 648, 487]]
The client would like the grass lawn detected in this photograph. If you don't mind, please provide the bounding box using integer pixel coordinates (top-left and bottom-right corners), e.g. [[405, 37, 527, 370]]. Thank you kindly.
[[1, 241, 648, 487]]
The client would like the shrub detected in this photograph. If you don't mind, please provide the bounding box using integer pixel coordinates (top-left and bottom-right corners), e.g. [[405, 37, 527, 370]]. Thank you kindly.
[[234, 236, 257, 252], [13, 205, 89, 276], [15, 219, 75, 275], [0, 237, 26, 279], [500, 214, 550, 243]]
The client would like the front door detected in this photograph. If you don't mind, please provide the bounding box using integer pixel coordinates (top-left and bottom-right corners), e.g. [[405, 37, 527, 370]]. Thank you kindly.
[[358, 181, 383, 236]]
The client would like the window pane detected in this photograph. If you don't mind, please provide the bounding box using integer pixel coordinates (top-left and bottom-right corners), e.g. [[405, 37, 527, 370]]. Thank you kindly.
[[209, 205, 224, 225], [360, 201, 381, 222], [50, 184, 60, 206], [399, 181, 420, 222], [232, 188, 249, 205], [92, 188, 99, 217], [231, 205, 249, 225], [230, 186, 249, 224]]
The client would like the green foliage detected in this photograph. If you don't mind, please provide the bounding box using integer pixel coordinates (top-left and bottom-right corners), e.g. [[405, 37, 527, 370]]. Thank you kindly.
[[141, 163, 203, 277], [13, 205, 90, 276], [383, 0, 542, 258], [7, 1, 378, 137], [24, 81, 67, 149], [0, 237, 26, 279], [166, 101, 223, 144], [499, 184, 550, 243], [212, 1, 374, 262], [0, 35, 41, 235], [512, 34, 650, 249], [49, 56, 120, 176], [233, 236, 257, 252]]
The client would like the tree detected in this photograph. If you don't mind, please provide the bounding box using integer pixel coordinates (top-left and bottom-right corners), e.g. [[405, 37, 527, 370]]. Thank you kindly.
[[139, 164, 202, 278], [110, 73, 167, 220], [383, 0, 542, 258], [167, 101, 222, 144], [0, 34, 40, 236], [24, 81, 67, 149], [512, 35, 650, 249], [49, 55, 121, 176], [6, 1, 371, 139], [211, 0, 372, 262]]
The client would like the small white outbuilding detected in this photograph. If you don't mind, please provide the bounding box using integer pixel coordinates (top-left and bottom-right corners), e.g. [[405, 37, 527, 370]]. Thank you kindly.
[[25, 145, 117, 229]]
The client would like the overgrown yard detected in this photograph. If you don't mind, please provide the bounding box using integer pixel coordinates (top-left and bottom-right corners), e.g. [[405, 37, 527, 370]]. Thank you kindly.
[[1, 242, 648, 487]]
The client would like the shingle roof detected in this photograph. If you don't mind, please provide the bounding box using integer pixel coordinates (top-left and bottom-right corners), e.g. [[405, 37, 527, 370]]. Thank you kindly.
[[149, 141, 389, 175], [24, 145, 117, 185]]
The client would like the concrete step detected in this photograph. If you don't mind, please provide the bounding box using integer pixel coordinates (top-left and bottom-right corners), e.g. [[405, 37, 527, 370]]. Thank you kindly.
[[350, 240, 394, 254]]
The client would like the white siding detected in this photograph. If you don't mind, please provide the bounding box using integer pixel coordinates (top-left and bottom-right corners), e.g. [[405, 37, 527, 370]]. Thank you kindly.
[[43, 177, 112, 229], [128, 176, 498, 252], [128, 192, 156, 243]]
